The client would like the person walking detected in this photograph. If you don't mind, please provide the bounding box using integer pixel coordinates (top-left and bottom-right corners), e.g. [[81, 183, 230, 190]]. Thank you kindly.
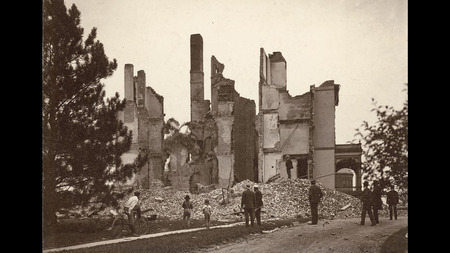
[[202, 199, 212, 229], [254, 185, 263, 226], [360, 181, 376, 226], [386, 185, 399, 220], [123, 191, 142, 237], [182, 195, 193, 228], [308, 179, 323, 225], [241, 183, 256, 227], [372, 180, 383, 224], [285, 155, 293, 179]]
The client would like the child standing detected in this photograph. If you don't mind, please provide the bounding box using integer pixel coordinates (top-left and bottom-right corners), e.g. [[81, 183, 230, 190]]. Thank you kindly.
[[202, 199, 212, 229], [182, 195, 193, 228]]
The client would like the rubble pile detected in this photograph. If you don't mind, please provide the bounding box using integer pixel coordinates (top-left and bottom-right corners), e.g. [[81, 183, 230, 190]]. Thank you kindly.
[[94, 178, 363, 221]]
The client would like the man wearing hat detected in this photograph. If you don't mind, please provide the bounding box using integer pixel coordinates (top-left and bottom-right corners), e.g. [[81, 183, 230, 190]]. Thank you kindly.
[[360, 181, 376, 226], [308, 179, 323, 225], [241, 184, 256, 227], [285, 155, 293, 179], [254, 185, 263, 226]]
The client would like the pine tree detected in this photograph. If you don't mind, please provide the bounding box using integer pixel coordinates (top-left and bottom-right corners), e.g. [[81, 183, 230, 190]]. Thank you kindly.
[[354, 84, 408, 193], [43, 0, 134, 226]]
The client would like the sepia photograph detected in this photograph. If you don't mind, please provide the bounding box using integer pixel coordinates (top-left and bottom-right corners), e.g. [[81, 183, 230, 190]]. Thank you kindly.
[[42, 0, 408, 252]]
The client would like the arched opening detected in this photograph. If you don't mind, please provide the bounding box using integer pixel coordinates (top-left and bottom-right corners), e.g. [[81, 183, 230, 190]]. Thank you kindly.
[[335, 168, 356, 193], [335, 158, 361, 195]]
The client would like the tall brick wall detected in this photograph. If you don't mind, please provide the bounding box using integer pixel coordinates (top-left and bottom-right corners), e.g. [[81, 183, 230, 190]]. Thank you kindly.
[[120, 63, 165, 188], [233, 97, 256, 182], [312, 80, 339, 189], [190, 34, 208, 122]]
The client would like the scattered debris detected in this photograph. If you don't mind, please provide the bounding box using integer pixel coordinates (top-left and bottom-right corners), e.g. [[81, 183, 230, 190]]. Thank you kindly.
[[70, 178, 406, 223]]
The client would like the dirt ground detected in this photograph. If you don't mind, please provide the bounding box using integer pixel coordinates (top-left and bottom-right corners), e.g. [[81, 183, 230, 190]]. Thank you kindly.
[[198, 216, 407, 253]]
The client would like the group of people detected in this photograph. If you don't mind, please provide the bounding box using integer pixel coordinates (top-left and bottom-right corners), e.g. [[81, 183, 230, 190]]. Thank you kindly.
[[360, 180, 400, 226], [181, 195, 213, 229], [122, 178, 400, 235], [240, 184, 264, 227], [181, 183, 266, 229], [183, 179, 323, 228]]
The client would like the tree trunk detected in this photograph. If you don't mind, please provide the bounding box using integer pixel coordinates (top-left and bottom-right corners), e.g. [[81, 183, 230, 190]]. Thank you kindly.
[[43, 104, 58, 227], [43, 155, 57, 227]]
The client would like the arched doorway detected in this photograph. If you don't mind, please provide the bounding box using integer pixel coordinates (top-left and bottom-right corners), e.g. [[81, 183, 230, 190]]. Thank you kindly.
[[335, 144, 362, 195], [335, 168, 356, 193]]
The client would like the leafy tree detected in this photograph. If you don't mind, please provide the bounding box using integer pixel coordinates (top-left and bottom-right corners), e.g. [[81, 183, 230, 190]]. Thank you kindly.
[[354, 84, 408, 193], [43, 0, 134, 226]]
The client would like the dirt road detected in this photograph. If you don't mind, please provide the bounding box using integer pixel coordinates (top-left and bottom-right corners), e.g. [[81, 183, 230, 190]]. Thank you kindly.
[[200, 216, 407, 253]]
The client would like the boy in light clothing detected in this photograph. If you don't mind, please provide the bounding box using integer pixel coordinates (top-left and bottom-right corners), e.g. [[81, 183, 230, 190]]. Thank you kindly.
[[182, 195, 193, 228], [123, 191, 141, 236], [202, 199, 212, 229]]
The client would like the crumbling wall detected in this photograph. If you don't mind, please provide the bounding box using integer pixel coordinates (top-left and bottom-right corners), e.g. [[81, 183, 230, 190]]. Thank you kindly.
[[145, 86, 165, 181], [136, 70, 146, 108], [163, 118, 219, 192], [145, 86, 164, 118], [120, 100, 139, 145], [233, 97, 256, 182], [263, 113, 280, 149], [261, 85, 279, 110], [167, 143, 191, 190], [256, 112, 264, 183], [269, 52, 287, 90], [119, 64, 165, 188], [311, 80, 340, 189], [137, 108, 150, 148], [148, 119, 164, 181], [278, 91, 311, 120], [215, 101, 234, 188]]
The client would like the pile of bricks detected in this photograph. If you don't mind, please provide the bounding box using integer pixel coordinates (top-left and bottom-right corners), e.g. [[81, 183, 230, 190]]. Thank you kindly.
[[94, 178, 365, 221]]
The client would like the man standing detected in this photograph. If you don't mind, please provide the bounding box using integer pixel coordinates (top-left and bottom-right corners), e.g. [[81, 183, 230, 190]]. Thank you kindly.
[[360, 181, 376, 226], [241, 184, 256, 227], [285, 155, 293, 179], [372, 180, 383, 224], [254, 185, 263, 226], [123, 191, 142, 236], [386, 185, 399, 220], [308, 179, 323, 225]]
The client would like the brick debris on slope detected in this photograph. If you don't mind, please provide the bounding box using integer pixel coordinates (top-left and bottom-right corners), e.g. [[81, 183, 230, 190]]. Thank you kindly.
[[91, 178, 363, 221]]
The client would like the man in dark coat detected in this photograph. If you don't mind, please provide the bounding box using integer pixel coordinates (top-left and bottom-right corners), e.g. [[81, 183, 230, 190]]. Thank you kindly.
[[360, 181, 376, 226], [254, 185, 263, 226], [285, 155, 293, 179], [308, 179, 323, 225], [386, 185, 399, 220], [372, 180, 383, 224], [241, 184, 256, 227]]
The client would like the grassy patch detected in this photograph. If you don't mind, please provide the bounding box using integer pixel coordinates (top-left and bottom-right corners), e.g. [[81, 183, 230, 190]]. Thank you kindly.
[[380, 226, 408, 253]]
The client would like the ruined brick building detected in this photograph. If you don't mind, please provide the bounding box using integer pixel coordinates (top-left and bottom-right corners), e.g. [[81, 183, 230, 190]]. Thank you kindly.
[[120, 33, 362, 193], [257, 48, 362, 191], [186, 34, 258, 190], [118, 64, 165, 189]]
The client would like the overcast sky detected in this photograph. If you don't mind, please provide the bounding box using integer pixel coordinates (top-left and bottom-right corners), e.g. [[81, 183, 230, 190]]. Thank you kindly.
[[64, 0, 408, 144]]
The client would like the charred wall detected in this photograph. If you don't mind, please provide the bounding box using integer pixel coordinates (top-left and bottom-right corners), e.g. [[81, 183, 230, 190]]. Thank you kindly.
[[233, 97, 257, 182]]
